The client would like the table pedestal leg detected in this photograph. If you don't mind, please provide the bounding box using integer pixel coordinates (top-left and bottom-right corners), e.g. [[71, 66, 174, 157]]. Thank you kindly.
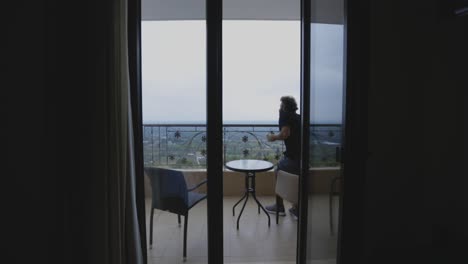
[[232, 192, 248, 216], [251, 193, 271, 227], [250, 172, 270, 226], [235, 172, 271, 229], [236, 194, 249, 230]]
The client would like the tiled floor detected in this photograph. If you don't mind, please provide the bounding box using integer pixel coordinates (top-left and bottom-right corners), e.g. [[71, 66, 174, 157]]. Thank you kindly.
[[146, 195, 338, 264]]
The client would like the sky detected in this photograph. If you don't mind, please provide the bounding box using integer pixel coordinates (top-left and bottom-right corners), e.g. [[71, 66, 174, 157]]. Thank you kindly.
[[142, 20, 344, 124]]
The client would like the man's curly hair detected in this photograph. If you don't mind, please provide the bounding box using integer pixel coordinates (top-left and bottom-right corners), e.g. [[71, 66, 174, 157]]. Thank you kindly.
[[280, 96, 298, 113]]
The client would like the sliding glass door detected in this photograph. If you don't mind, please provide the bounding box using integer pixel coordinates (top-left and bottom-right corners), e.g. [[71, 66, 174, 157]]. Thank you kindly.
[[140, 1, 347, 263], [141, 1, 209, 263], [222, 1, 300, 263], [299, 0, 346, 263]]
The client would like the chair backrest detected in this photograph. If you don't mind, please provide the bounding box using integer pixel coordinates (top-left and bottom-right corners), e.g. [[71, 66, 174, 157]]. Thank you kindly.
[[144, 167, 189, 214], [275, 170, 299, 204]]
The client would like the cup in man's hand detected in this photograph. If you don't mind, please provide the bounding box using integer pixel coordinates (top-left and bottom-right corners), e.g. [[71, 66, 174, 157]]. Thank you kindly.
[[266, 134, 274, 142]]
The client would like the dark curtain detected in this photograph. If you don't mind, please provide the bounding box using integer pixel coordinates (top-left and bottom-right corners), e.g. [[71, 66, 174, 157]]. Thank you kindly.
[[4, 0, 147, 263]]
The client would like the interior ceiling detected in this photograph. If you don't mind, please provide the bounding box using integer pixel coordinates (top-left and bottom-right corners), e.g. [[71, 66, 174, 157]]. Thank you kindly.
[[142, 0, 344, 24]]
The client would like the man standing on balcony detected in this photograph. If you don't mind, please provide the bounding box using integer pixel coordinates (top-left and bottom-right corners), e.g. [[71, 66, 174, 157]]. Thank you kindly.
[[265, 95, 300, 220]]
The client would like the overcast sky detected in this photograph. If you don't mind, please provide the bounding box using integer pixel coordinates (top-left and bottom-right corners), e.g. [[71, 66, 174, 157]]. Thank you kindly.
[[142, 20, 343, 124]]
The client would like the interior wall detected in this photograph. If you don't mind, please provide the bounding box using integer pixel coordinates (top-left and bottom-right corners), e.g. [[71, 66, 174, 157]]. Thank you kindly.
[[365, 1, 467, 262]]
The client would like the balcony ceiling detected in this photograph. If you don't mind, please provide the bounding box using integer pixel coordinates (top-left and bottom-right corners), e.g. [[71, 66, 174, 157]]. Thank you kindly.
[[142, 0, 344, 24]]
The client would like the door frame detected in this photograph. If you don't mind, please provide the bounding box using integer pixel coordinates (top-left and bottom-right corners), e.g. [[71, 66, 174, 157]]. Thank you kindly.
[[130, 0, 370, 263], [296, 0, 370, 263], [206, 1, 224, 263], [297, 0, 311, 262]]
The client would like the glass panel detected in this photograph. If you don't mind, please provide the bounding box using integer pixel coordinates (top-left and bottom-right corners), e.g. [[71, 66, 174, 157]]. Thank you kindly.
[[223, 1, 300, 263], [141, 1, 207, 263], [307, 0, 345, 263]]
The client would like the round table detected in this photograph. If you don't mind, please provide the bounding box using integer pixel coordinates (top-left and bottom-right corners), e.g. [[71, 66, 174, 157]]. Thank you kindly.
[[225, 159, 274, 229]]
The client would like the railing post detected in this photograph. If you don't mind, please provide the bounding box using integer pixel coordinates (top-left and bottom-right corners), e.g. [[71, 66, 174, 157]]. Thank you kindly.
[[150, 126, 153, 164], [223, 126, 226, 165], [165, 126, 168, 166], [158, 126, 161, 165]]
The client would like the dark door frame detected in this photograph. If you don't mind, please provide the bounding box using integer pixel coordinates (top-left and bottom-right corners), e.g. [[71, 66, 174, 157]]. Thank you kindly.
[[206, 1, 224, 263], [296, 0, 370, 264], [297, 0, 311, 263]]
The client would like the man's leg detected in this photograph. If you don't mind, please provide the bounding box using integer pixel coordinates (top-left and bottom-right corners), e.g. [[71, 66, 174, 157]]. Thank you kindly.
[[289, 203, 298, 220]]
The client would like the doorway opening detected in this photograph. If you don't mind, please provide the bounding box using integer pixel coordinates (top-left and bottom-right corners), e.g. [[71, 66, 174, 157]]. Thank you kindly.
[[140, 1, 345, 263]]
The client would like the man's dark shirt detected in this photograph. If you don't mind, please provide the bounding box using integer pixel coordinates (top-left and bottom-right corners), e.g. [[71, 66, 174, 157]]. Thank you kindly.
[[278, 110, 300, 160]]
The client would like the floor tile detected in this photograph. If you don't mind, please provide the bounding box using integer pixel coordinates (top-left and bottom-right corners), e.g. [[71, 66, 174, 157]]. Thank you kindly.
[[146, 195, 338, 264]]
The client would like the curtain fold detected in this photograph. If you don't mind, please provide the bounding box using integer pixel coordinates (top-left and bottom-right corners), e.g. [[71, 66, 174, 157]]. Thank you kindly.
[[107, 0, 144, 263]]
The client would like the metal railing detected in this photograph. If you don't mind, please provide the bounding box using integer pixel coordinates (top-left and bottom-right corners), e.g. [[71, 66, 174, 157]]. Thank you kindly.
[[143, 123, 342, 169]]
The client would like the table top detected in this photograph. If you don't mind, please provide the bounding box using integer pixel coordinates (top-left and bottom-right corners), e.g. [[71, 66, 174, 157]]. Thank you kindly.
[[225, 159, 274, 173]]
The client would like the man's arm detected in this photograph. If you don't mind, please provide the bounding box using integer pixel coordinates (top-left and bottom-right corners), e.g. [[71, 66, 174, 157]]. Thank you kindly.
[[267, 126, 291, 142]]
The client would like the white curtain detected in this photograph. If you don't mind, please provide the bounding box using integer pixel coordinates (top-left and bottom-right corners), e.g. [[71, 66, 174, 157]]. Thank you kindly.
[[107, 0, 144, 263]]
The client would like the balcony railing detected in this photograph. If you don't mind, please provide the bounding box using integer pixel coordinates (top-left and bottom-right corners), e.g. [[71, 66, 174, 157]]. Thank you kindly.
[[143, 123, 342, 169]]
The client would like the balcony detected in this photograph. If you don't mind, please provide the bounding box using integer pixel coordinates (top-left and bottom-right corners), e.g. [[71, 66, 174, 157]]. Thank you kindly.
[[143, 123, 341, 263], [143, 123, 341, 195], [143, 123, 342, 169], [143, 124, 342, 263]]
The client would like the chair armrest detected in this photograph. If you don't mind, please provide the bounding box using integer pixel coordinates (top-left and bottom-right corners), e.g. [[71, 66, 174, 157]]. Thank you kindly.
[[275, 170, 299, 205], [187, 179, 207, 192]]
